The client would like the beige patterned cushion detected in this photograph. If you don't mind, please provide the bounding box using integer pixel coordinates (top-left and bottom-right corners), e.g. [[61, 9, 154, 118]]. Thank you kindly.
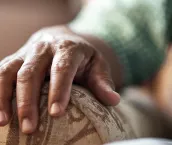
[[0, 81, 169, 145]]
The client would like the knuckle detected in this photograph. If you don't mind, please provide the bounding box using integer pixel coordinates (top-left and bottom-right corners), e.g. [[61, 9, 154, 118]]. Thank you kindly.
[[17, 65, 36, 82], [0, 64, 12, 77], [96, 71, 113, 84], [33, 41, 46, 50], [34, 42, 44, 49], [103, 76, 114, 86], [32, 41, 50, 55], [15, 56, 24, 63], [59, 40, 76, 49], [17, 99, 32, 109], [17, 101, 33, 117], [49, 87, 61, 97], [52, 59, 71, 74], [0, 57, 24, 78], [54, 40, 85, 59], [102, 76, 114, 87], [55, 40, 78, 51], [100, 72, 112, 81], [0, 53, 17, 64]]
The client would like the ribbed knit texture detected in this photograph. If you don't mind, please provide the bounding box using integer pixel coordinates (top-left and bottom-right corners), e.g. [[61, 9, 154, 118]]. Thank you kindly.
[[70, 0, 168, 85]]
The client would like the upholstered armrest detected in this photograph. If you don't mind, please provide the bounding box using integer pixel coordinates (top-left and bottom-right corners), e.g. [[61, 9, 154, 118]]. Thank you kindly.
[[0, 81, 170, 145]]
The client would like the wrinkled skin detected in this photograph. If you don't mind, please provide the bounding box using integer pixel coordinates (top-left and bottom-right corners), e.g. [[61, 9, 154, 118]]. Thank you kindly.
[[0, 26, 120, 134]]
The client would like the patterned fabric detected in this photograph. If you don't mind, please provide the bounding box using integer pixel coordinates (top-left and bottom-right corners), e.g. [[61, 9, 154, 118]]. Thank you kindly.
[[70, 0, 169, 85], [0, 81, 169, 145]]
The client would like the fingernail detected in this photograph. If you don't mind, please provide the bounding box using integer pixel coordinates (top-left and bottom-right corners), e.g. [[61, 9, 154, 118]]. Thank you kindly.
[[50, 102, 60, 116], [113, 91, 120, 98], [22, 118, 33, 133], [112, 91, 120, 105], [0, 111, 7, 124]]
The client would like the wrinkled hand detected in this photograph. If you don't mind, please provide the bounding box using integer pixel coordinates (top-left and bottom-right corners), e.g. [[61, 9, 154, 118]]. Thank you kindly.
[[0, 26, 120, 133]]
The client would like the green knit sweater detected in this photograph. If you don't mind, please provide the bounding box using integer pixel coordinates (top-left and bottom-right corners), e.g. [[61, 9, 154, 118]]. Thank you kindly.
[[71, 0, 171, 85]]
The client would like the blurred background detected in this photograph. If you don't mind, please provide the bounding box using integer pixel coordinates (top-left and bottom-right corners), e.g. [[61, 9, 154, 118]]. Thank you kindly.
[[0, 0, 82, 60]]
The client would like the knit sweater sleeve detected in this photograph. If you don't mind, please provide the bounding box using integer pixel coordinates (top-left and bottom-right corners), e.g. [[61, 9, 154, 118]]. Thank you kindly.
[[70, 0, 166, 85], [166, 0, 172, 42]]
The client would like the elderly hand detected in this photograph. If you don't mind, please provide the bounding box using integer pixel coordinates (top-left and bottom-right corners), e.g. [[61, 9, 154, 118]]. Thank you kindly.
[[0, 26, 120, 134]]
